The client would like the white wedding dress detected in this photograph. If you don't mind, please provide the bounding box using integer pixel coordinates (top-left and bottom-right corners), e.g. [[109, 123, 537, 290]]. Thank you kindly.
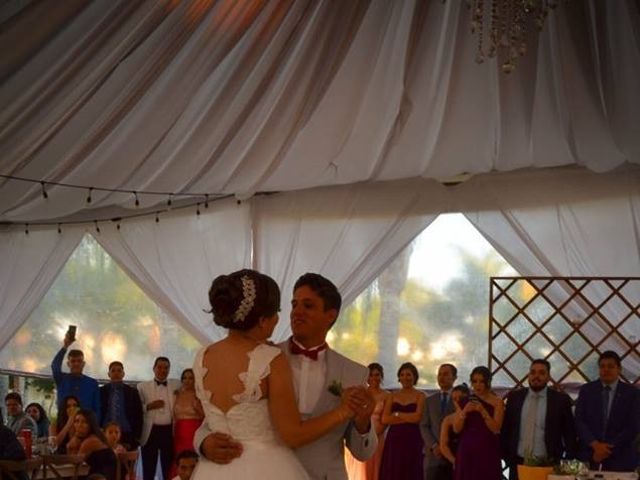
[[191, 343, 310, 479]]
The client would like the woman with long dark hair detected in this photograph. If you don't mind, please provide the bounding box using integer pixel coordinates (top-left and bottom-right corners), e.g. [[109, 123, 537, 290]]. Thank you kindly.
[[452, 366, 504, 480], [52, 395, 80, 453], [26, 402, 50, 439], [66, 409, 117, 479]]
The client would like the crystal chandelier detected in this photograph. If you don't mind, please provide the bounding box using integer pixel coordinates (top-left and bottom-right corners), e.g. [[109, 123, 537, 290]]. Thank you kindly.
[[467, 0, 561, 73]]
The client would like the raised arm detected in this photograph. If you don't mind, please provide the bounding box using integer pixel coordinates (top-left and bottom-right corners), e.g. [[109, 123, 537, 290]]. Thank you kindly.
[[51, 347, 66, 384], [268, 353, 353, 448]]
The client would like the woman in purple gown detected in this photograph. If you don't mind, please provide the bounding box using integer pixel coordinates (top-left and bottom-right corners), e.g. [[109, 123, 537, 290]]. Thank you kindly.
[[379, 362, 426, 480], [453, 366, 504, 480]]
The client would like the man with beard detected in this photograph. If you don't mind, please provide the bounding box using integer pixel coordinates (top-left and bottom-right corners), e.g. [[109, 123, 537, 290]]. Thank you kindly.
[[501, 359, 577, 480]]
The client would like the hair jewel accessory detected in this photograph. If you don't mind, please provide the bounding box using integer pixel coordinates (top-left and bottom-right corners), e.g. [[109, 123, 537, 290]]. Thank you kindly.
[[234, 275, 256, 323]]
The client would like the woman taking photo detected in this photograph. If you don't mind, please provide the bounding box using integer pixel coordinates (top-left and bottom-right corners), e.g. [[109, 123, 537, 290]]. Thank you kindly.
[[379, 362, 425, 480], [452, 366, 503, 480]]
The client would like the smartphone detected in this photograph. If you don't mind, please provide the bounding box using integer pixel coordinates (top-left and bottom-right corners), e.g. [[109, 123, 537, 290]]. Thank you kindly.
[[67, 325, 77, 341]]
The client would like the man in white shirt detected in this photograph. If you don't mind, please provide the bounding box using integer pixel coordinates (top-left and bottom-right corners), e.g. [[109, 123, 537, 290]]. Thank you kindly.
[[137, 356, 180, 480], [196, 272, 378, 480], [501, 359, 577, 480]]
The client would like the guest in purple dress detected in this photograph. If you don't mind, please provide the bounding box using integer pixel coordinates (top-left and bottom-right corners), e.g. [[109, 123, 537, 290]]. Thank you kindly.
[[452, 366, 504, 480], [379, 362, 426, 480]]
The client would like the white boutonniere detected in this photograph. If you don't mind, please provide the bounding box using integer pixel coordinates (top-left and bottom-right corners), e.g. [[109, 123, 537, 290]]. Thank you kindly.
[[327, 380, 343, 397]]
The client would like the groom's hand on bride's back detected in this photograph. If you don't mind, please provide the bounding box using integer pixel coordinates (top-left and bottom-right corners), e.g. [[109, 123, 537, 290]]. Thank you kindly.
[[201, 432, 243, 464]]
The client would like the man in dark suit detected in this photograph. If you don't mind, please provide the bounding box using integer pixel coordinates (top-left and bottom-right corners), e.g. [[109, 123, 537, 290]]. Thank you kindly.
[[575, 350, 640, 471], [501, 359, 577, 480], [420, 363, 457, 480], [100, 361, 143, 449]]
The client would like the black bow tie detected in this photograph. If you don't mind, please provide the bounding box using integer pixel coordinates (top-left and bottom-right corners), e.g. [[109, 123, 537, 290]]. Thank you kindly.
[[155, 380, 167, 386]]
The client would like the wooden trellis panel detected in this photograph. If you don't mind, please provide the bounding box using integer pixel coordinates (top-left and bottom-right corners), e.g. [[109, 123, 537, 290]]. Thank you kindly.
[[489, 277, 640, 388]]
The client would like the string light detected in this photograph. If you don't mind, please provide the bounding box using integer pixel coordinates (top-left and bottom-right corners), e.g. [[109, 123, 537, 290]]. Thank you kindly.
[[0, 173, 225, 202], [0, 173, 260, 233]]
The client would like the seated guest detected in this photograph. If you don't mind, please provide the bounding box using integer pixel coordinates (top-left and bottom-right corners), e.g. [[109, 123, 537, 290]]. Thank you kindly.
[[4, 392, 37, 437], [103, 421, 126, 453], [440, 384, 470, 468], [66, 409, 117, 480], [52, 395, 80, 453], [0, 410, 27, 461], [51, 333, 100, 419], [575, 350, 640, 471], [100, 361, 143, 449], [26, 402, 51, 439], [172, 450, 199, 480]]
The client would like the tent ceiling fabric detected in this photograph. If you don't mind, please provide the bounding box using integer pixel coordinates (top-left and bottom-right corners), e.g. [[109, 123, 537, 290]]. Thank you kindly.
[[1, 0, 639, 224]]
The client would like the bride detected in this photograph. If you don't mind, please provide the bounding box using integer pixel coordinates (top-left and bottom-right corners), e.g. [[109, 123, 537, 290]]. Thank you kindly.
[[192, 269, 355, 479]]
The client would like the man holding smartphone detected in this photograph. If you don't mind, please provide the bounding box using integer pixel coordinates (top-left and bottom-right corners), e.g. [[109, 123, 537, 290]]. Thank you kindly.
[[51, 326, 101, 420]]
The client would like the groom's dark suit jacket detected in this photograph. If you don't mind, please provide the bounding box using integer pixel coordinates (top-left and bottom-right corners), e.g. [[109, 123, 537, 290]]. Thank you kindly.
[[575, 380, 640, 471], [501, 387, 577, 470]]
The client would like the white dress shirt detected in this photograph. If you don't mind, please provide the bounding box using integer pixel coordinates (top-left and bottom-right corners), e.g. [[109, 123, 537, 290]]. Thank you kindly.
[[288, 339, 327, 415], [149, 379, 173, 425]]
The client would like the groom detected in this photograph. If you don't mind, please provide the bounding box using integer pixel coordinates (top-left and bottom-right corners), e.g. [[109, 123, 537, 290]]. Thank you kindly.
[[194, 272, 377, 479]]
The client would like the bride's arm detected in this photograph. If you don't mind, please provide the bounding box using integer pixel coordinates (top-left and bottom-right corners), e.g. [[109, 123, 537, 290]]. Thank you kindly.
[[268, 353, 353, 448]]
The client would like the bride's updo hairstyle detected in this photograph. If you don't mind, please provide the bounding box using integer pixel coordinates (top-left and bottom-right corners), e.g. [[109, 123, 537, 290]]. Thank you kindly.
[[208, 269, 280, 331]]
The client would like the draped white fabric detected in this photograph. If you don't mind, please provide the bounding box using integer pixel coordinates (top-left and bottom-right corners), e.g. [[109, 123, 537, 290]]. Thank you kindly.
[[0, 0, 639, 374], [253, 181, 440, 341], [94, 198, 253, 345], [0, 227, 83, 350], [1, 0, 638, 223], [464, 173, 640, 378]]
